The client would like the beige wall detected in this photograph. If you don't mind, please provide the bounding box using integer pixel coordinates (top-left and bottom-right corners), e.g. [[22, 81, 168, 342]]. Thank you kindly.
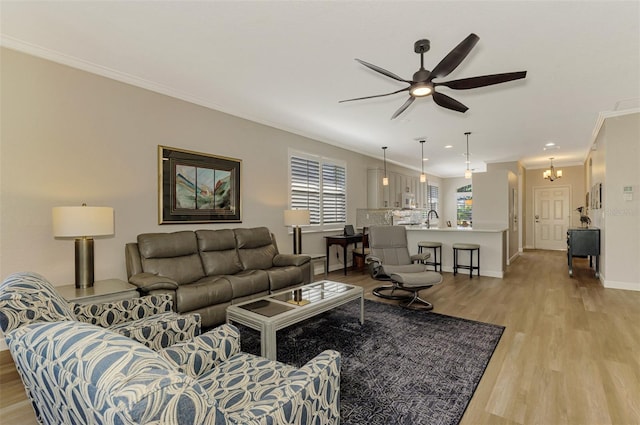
[[587, 112, 640, 290], [0, 47, 393, 285]]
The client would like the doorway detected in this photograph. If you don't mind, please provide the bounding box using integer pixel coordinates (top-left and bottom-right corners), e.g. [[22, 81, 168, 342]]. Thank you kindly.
[[533, 186, 570, 250]]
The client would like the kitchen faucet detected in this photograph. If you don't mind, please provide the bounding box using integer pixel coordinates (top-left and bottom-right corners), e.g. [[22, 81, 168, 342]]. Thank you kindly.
[[426, 210, 439, 228]]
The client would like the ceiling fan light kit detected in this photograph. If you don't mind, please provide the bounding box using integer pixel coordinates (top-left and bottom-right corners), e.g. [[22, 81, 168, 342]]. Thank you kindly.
[[340, 34, 527, 119]]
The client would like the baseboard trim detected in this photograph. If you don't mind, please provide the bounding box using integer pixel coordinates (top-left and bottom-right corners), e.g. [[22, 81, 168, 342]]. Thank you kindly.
[[440, 266, 503, 279], [603, 279, 640, 292]]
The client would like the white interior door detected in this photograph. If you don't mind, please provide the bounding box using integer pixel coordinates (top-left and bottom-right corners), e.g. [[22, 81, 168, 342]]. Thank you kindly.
[[534, 186, 570, 250]]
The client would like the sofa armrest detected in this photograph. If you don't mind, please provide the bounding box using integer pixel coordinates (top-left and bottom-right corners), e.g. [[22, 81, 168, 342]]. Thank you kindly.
[[129, 272, 178, 292], [73, 294, 174, 327], [410, 252, 430, 263], [160, 324, 241, 377], [110, 311, 202, 351], [273, 254, 311, 267], [232, 349, 341, 424]]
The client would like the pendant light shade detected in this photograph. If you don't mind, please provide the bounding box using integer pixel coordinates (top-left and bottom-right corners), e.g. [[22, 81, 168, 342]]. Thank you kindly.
[[419, 140, 427, 183], [382, 146, 389, 186], [464, 132, 472, 179]]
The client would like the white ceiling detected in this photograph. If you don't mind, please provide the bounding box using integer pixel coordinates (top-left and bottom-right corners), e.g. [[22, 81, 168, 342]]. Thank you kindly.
[[2, 1, 639, 177]]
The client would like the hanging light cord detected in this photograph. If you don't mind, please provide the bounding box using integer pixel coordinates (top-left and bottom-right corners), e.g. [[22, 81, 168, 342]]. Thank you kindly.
[[383, 146, 387, 177], [465, 132, 470, 171]]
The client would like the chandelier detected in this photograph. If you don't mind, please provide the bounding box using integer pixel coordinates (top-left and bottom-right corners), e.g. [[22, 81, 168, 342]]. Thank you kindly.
[[543, 158, 562, 181]]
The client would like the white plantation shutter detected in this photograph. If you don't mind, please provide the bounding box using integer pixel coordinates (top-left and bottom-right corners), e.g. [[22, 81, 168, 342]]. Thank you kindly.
[[290, 153, 346, 227], [322, 163, 346, 224]]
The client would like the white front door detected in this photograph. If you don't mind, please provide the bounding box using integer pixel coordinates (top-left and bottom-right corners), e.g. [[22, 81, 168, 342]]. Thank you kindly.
[[534, 186, 570, 250]]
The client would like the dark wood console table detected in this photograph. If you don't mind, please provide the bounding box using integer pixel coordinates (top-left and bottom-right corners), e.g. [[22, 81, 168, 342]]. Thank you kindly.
[[567, 228, 600, 278], [324, 234, 363, 275]]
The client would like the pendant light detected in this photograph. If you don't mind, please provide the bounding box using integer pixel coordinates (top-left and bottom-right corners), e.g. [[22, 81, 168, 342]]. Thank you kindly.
[[543, 157, 562, 181], [464, 132, 472, 179], [419, 140, 427, 183], [382, 146, 389, 186]]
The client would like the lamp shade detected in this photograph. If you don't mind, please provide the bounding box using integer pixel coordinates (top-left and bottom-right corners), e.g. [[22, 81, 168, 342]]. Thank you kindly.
[[53, 206, 114, 237], [283, 209, 310, 226]]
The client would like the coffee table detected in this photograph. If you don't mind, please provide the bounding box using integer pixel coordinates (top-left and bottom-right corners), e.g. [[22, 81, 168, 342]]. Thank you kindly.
[[226, 280, 364, 360]]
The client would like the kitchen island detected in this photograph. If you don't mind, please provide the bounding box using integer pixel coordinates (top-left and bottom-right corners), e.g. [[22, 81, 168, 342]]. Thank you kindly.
[[405, 226, 508, 278]]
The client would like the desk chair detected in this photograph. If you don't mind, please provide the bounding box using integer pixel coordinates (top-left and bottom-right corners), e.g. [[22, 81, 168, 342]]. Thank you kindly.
[[351, 227, 370, 271]]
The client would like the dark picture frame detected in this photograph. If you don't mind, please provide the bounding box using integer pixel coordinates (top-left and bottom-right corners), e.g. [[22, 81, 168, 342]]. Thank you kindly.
[[159, 145, 241, 224]]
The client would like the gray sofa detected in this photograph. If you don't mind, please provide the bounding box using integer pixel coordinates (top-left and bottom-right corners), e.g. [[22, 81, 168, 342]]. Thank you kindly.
[[126, 227, 312, 327]]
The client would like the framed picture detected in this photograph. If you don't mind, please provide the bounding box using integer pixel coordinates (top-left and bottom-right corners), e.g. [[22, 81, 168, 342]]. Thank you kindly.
[[159, 145, 241, 224]]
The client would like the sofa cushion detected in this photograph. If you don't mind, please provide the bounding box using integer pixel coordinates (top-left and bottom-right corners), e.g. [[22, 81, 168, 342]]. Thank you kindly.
[[267, 267, 304, 292], [235, 227, 278, 270], [138, 231, 199, 258], [137, 232, 203, 285], [141, 255, 205, 286], [225, 270, 270, 299], [176, 277, 233, 313], [196, 229, 243, 276]]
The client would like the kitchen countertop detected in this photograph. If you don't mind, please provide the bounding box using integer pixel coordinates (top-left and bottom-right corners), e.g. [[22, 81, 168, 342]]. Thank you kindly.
[[405, 226, 507, 233]]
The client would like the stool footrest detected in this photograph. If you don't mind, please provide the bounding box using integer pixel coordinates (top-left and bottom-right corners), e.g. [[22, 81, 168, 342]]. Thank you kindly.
[[453, 245, 480, 278]]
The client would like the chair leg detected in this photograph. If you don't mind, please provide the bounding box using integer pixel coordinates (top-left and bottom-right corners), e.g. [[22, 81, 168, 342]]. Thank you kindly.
[[372, 282, 413, 300], [400, 288, 434, 311]]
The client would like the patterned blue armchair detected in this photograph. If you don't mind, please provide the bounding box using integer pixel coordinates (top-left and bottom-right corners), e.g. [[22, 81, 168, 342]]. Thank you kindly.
[[0, 272, 201, 350], [6, 320, 341, 424]]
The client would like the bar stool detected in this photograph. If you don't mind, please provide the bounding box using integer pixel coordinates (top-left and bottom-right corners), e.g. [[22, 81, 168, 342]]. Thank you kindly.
[[417, 241, 442, 272], [453, 243, 480, 278]]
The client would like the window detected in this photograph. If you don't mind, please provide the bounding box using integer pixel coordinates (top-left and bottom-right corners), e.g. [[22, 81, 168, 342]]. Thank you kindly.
[[290, 152, 346, 228], [427, 184, 439, 213], [456, 184, 472, 226]]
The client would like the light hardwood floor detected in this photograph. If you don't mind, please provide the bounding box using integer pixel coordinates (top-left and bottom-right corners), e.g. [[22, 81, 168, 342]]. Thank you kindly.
[[1, 250, 639, 424]]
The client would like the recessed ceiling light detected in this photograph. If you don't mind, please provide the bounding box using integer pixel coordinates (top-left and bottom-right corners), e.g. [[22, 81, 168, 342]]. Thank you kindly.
[[444, 145, 453, 149], [545, 142, 556, 147], [422, 158, 429, 161]]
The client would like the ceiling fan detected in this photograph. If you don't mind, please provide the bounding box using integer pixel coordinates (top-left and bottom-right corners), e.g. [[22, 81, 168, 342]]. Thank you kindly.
[[340, 34, 527, 119]]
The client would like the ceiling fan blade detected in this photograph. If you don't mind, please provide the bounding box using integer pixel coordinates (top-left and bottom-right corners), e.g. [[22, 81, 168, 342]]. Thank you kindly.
[[391, 97, 415, 119], [355, 59, 410, 83], [339, 87, 409, 103], [436, 71, 527, 90], [432, 92, 468, 113], [430, 33, 480, 79]]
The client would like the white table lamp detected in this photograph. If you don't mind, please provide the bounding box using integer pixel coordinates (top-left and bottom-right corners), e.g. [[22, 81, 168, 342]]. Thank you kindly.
[[53, 204, 114, 288]]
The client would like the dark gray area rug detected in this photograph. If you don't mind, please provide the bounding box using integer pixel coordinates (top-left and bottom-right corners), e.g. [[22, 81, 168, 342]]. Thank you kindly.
[[239, 299, 504, 425]]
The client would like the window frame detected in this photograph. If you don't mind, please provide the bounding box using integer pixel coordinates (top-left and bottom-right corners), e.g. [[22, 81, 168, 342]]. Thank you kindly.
[[289, 150, 347, 231], [456, 184, 473, 226], [426, 183, 439, 214]]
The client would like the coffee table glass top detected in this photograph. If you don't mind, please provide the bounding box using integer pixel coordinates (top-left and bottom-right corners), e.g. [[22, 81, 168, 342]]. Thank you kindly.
[[237, 281, 355, 317], [306, 281, 352, 293], [237, 299, 296, 317]]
